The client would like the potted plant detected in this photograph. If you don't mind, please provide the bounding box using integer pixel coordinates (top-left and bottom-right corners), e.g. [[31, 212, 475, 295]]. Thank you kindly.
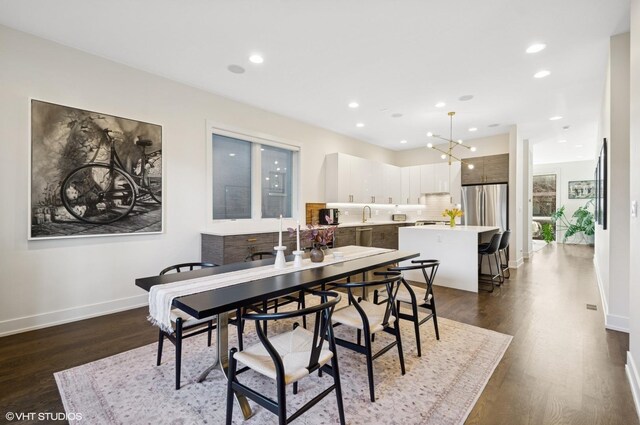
[[550, 200, 595, 245], [442, 208, 464, 227], [289, 222, 337, 262]]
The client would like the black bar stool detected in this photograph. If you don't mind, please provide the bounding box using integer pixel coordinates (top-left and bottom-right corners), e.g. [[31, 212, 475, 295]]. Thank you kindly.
[[497, 230, 511, 281], [478, 233, 502, 292]]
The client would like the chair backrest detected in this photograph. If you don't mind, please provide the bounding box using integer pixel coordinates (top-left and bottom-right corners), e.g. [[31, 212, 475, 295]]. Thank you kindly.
[[159, 262, 217, 275], [389, 260, 440, 300], [332, 274, 403, 330], [242, 290, 341, 375], [245, 251, 276, 261], [498, 230, 511, 250], [484, 233, 503, 255]]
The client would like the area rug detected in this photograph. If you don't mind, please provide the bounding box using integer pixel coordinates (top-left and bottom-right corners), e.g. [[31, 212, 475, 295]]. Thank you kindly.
[[55, 312, 511, 425]]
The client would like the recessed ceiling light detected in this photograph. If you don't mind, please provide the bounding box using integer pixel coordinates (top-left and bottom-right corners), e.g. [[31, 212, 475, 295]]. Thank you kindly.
[[229, 153, 236, 157], [227, 64, 245, 74], [356, 122, 365, 128], [468, 127, 478, 132], [468, 164, 475, 170], [534, 70, 551, 79], [575, 144, 583, 148], [549, 116, 563, 121], [435, 102, 446, 108], [276, 167, 281, 171], [526, 43, 547, 54], [470, 147, 477, 152], [260, 148, 265, 151], [265, 177, 270, 181], [427, 143, 434, 148], [558, 140, 567, 143], [459, 95, 474, 101], [249, 54, 264, 64], [457, 139, 463, 144], [427, 132, 433, 137], [488, 123, 500, 128], [400, 140, 407, 144], [348, 101, 359, 109], [441, 154, 447, 159], [274, 161, 278, 164], [391, 113, 403, 118]]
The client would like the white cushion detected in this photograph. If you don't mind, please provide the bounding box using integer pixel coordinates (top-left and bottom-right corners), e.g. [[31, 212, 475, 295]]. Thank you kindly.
[[170, 309, 214, 328], [234, 326, 333, 385], [395, 285, 433, 305], [331, 300, 395, 333]]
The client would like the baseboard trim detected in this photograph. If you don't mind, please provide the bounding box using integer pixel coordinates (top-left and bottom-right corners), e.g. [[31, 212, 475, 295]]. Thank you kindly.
[[508, 257, 524, 269], [0, 294, 148, 337], [627, 351, 640, 420], [593, 257, 629, 333]]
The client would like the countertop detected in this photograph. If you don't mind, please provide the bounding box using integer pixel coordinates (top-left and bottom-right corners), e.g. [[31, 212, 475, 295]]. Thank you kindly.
[[401, 225, 500, 233], [202, 220, 418, 236]]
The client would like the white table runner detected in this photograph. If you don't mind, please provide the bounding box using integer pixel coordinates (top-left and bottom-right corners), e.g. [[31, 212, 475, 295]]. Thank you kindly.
[[149, 246, 392, 332]]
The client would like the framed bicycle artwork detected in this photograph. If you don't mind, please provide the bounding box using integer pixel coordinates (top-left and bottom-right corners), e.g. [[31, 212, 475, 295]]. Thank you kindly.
[[29, 99, 163, 239]]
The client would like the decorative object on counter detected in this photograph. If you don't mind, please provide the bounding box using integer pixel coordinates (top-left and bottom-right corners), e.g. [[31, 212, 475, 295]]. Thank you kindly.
[[442, 208, 463, 227], [309, 246, 325, 263], [550, 199, 595, 245], [274, 214, 286, 268], [292, 250, 304, 267]]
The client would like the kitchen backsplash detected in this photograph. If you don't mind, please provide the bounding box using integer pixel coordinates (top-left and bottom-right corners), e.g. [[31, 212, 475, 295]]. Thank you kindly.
[[326, 193, 453, 225]]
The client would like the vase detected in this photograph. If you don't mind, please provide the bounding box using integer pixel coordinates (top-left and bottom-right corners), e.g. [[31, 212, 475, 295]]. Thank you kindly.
[[449, 217, 456, 228], [310, 246, 325, 263]]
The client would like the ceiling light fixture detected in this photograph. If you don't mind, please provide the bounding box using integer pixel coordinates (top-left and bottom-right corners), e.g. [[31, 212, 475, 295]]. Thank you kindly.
[[426, 132, 433, 137], [549, 116, 563, 121], [249, 54, 264, 64], [348, 102, 359, 109], [435, 102, 446, 108], [526, 43, 547, 54], [468, 127, 478, 132], [356, 122, 365, 128], [400, 140, 408, 144], [534, 70, 551, 79], [427, 112, 477, 171], [558, 140, 567, 143]]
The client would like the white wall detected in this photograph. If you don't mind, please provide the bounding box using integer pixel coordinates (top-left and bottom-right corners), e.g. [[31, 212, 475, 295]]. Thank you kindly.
[[0, 25, 397, 336], [533, 160, 597, 244], [393, 133, 509, 167], [595, 32, 630, 333], [626, 0, 640, 416], [508, 126, 524, 268]]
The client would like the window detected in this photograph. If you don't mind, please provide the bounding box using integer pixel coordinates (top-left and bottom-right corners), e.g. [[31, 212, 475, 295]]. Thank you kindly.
[[532, 174, 557, 217], [209, 127, 298, 221]]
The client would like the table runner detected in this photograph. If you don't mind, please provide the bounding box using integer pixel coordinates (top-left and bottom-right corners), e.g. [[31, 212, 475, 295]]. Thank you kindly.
[[149, 246, 392, 332]]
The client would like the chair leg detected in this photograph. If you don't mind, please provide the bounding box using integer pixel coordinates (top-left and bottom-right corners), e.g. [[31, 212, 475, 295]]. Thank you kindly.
[[394, 320, 406, 376], [331, 352, 346, 425], [175, 318, 183, 390], [293, 381, 298, 395], [432, 303, 440, 341], [364, 332, 376, 402], [300, 292, 307, 329], [357, 329, 362, 346], [207, 320, 213, 347], [411, 301, 422, 357], [494, 253, 503, 284], [277, 376, 287, 425], [226, 348, 237, 425], [237, 308, 244, 352], [156, 330, 164, 366]]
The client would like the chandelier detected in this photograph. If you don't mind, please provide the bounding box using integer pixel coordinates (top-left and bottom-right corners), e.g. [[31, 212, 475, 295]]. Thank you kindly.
[[427, 112, 477, 170]]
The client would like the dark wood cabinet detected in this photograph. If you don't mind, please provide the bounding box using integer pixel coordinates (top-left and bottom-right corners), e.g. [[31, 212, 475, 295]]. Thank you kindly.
[[462, 154, 509, 185], [334, 227, 356, 247], [203, 232, 296, 265]]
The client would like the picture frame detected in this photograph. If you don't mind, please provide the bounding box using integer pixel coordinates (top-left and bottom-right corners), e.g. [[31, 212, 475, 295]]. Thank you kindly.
[[599, 138, 608, 230], [568, 180, 595, 199], [29, 99, 163, 240]]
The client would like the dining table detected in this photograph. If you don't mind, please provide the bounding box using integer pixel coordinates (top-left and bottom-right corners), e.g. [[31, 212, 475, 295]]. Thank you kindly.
[[135, 245, 420, 420]]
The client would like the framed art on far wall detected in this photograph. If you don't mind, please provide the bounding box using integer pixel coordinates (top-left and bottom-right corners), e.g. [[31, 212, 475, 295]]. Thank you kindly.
[[595, 138, 608, 230], [29, 99, 163, 240], [568, 180, 595, 199]]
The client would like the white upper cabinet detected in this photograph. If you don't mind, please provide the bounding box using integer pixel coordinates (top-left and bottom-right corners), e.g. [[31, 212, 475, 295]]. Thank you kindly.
[[400, 165, 421, 204], [419, 164, 436, 193], [382, 164, 401, 204]]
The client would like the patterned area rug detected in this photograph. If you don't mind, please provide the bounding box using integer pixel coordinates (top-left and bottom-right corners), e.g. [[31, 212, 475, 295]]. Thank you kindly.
[[55, 311, 511, 425]]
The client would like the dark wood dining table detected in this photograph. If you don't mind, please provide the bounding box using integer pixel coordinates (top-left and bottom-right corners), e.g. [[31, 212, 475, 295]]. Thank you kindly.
[[135, 247, 419, 420]]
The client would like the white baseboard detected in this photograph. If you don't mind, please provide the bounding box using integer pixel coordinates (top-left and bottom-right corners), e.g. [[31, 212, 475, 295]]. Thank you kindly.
[[593, 257, 629, 333], [508, 257, 524, 269], [0, 294, 148, 337], [627, 351, 640, 420]]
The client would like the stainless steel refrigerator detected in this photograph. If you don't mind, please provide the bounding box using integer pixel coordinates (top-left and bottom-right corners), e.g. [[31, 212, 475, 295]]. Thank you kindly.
[[460, 184, 508, 231]]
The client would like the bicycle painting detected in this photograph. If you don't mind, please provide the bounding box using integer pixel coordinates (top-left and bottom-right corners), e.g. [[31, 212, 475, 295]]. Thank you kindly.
[[30, 100, 163, 239]]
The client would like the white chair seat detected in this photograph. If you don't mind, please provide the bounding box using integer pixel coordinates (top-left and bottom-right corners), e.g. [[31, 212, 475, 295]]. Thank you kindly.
[[331, 300, 395, 333], [234, 326, 333, 385], [170, 309, 214, 328], [395, 285, 433, 305]]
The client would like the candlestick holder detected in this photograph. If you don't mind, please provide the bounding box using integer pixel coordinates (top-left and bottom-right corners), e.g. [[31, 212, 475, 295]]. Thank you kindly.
[[292, 250, 304, 267], [273, 246, 287, 269]]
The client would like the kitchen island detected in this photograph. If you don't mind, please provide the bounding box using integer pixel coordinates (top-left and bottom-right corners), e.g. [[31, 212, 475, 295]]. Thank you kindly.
[[398, 225, 500, 293]]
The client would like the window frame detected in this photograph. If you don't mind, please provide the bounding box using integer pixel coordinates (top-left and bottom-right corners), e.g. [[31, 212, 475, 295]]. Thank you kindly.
[[206, 121, 300, 224]]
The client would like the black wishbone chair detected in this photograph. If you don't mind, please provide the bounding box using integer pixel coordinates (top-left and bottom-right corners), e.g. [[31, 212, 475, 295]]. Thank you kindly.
[[226, 290, 345, 425], [374, 261, 440, 357], [330, 273, 405, 402], [157, 262, 218, 390]]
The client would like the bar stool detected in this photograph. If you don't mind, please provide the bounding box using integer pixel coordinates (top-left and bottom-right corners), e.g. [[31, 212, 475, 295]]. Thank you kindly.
[[497, 230, 511, 281], [478, 233, 502, 292]]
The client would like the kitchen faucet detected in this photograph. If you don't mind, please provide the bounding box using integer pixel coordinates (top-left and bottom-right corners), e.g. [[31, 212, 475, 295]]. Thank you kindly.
[[362, 205, 372, 223]]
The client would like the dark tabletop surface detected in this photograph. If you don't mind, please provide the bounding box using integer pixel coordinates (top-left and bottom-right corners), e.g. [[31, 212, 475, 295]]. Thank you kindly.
[[136, 250, 419, 319]]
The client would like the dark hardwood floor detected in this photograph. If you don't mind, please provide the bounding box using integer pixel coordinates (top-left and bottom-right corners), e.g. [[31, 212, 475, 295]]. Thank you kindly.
[[0, 243, 637, 424]]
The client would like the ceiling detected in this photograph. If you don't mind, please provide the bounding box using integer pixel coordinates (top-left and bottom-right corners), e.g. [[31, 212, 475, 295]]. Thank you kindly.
[[0, 0, 630, 164]]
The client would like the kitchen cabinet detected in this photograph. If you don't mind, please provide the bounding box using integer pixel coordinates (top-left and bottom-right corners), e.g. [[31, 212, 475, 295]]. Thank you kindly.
[[371, 224, 402, 250], [334, 227, 356, 247], [326, 153, 401, 204], [202, 232, 296, 265], [401, 166, 422, 204], [419, 164, 436, 194], [462, 154, 509, 185]]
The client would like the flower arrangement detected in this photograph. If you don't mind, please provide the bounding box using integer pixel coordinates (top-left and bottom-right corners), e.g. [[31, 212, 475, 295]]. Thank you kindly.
[[288, 216, 336, 248], [442, 208, 463, 227]]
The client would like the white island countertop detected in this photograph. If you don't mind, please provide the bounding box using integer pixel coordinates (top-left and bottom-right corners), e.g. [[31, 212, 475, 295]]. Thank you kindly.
[[403, 225, 499, 233]]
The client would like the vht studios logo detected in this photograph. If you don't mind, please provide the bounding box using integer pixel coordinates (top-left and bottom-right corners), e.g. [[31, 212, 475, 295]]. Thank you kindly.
[[5, 412, 83, 421]]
